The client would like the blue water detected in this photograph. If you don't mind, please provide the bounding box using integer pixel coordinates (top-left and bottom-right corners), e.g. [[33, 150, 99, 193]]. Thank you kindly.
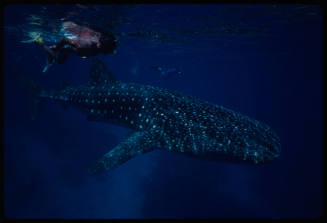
[[4, 4, 323, 219]]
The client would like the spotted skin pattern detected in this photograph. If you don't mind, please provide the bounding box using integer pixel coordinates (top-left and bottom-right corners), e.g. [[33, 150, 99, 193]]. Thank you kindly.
[[37, 59, 281, 174]]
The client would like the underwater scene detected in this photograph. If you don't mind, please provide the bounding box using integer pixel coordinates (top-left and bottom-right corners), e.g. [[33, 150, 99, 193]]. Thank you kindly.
[[3, 4, 322, 219]]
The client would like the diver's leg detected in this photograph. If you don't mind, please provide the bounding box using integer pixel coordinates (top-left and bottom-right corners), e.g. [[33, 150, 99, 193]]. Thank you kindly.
[[42, 49, 58, 73], [41, 44, 56, 58], [42, 54, 54, 73], [43, 38, 70, 60], [56, 48, 70, 64], [42, 48, 71, 72]]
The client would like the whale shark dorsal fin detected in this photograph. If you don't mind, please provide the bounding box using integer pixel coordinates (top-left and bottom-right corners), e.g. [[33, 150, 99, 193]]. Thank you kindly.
[[89, 58, 117, 86], [56, 81, 69, 91]]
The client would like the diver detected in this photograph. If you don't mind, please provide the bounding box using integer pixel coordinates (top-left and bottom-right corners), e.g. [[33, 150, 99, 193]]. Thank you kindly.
[[151, 65, 182, 78], [24, 21, 117, 72]]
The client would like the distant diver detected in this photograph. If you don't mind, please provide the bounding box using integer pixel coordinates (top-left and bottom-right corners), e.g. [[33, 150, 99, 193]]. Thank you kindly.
[[23, 21, 117, 72], [151, 65, 182, 78], [6, 58, 281, 175]]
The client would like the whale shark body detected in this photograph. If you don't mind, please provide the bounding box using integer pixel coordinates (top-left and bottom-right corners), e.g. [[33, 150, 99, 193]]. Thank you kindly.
[[10, 59, 281, 174]]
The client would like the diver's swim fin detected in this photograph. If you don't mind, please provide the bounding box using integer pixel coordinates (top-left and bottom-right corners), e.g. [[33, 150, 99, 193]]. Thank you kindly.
[[21, 35, 44, 45], [42, 62, 53, 73], [21, 39, 36, 44]]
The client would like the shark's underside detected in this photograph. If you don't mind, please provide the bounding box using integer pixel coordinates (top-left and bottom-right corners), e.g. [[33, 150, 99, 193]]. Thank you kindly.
[[8, 59, 281, 174]]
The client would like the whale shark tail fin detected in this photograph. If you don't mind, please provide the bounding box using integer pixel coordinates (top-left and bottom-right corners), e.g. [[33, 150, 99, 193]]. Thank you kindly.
[[5, 60, 43, 120]]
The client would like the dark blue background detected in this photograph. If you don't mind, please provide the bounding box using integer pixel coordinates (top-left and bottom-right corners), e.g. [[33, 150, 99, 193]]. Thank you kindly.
[[4, 4, 323, 218]]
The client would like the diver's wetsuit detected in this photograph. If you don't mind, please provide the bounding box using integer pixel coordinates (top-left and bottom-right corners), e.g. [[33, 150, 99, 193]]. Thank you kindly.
[[42, 21, 117, 72]]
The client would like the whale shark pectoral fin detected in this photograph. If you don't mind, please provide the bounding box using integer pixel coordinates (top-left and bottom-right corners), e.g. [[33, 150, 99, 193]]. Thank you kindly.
[[88, 130, 157, 174]]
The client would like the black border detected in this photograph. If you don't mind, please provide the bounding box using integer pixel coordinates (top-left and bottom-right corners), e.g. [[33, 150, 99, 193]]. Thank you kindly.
[[1, 0, 325, 222]]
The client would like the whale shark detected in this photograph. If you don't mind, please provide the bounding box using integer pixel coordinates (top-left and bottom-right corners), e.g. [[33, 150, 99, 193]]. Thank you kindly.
[[7, 58, 281, 174]]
